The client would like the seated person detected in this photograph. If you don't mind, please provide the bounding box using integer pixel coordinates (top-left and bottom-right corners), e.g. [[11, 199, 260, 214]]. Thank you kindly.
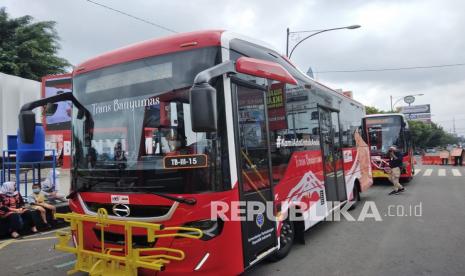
[[0, 192, 24, 238], [41, 171, 66, 202], [0, 182, 38, 237], [28, 183, 56, 227]]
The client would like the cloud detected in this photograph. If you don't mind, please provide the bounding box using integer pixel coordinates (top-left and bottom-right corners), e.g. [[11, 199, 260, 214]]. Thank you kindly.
[[2, 0, 465, 135]]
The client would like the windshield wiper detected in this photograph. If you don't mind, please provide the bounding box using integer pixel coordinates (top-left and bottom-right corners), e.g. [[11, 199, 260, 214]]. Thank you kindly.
[[105, 187, 196, 205], [66, 184, 94, 199], [67, 177, 197, 206], [147, 191, 197, 206], [66, 176, 124, 199]]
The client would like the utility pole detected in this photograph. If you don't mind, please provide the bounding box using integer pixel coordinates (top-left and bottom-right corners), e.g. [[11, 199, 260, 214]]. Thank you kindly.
[[390, 95, 393, 112], [286, 28, 290, 57], [453, 117, 456, 135], [285, 25, 360, 58]]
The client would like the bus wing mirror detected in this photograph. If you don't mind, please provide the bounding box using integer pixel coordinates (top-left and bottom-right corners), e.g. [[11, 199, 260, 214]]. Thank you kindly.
[[190, 82, 217, 132], [190, 61, 236, 133], [18, 111, 36, 144], [235, 57, 298, 85]]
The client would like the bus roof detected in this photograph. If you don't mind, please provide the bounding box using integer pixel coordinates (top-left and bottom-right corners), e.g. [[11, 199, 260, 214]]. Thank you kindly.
[[364, 113, 406, 118], [72, 29, 365, 109], [74, 30, 224, 75]]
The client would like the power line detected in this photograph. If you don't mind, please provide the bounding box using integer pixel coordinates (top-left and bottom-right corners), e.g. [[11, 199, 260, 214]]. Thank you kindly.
[[85, 0, 178, 34], [316, 63, 465, 74]]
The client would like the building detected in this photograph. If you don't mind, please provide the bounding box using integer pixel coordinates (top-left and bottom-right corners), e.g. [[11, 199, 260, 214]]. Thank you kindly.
[[0, 73, 41, 151]]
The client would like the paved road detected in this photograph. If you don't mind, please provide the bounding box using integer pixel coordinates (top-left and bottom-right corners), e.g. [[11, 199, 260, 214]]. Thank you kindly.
[[246, 165, 465, 276], [1, 165, 464, 275], [0, 229, 77, 276]]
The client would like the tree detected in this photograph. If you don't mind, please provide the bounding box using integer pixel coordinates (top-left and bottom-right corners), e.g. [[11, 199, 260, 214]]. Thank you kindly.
[[409, 121, 457, 148], [365, 106, 394, 115], [0, 8, 70, 81]]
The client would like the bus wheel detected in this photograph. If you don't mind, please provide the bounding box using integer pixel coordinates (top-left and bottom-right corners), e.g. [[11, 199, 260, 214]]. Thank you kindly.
[[348, 184, 360, 211], [269, 219, 294, 261]]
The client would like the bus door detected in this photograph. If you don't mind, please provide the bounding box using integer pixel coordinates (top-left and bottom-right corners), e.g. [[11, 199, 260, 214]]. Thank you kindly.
[[318, 106, 347, 203], [232, 79, 277, 268]]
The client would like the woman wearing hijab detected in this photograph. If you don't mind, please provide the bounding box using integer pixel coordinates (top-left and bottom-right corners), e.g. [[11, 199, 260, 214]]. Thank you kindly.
[[0, 182, 38, 237], [0, 187, 23, 238]]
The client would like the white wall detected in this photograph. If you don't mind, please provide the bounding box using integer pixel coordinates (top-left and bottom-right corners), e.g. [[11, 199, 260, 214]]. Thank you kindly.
[[0, 73, 41, 151]]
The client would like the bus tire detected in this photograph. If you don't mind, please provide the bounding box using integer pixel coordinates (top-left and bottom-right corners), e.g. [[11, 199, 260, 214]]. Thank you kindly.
[[401, 177, 412, 183], [269, 218, 294, 262], [348, 182, 360, 211]]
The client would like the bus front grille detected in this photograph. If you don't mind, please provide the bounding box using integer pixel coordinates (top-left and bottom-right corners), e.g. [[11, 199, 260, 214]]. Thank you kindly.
[[85, 202, 171, 218]]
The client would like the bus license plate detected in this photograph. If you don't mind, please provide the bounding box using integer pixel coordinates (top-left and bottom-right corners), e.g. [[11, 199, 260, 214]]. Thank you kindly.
[[372, 170, 388, 178], [163, 154, 208, 169]]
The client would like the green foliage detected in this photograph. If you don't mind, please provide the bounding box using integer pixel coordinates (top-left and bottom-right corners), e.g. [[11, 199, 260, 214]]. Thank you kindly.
[[365, 106, 384, 115], [409, 121, 458, 148], [0, 8, 70, 81], [365, 106, 394, 115]]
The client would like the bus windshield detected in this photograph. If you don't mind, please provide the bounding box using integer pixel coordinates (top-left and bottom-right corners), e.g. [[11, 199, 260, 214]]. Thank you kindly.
[[365, 116, 405, 155], [71, 47, 230, 194]]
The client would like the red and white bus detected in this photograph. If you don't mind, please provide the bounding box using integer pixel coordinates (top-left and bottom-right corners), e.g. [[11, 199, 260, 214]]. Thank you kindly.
[[20, 30, 372, 275], [362, 114, 415, 180]]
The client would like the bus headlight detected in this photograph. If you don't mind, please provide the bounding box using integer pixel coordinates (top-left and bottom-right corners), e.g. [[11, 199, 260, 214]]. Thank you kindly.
[[179, 219, 223, 241]]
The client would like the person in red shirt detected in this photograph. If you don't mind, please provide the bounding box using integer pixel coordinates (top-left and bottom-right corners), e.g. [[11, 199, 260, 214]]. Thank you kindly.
[[0, 182, 38, 238], [0, 192, 23, 238]]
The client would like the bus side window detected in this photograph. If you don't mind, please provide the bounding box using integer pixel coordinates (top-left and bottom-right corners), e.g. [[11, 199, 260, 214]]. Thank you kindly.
[[268, 82, 320, 184]]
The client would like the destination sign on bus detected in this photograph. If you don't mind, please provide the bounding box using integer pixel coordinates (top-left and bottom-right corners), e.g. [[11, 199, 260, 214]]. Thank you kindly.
[[365, 117, 395, 125], [85, 62, 173, 93]]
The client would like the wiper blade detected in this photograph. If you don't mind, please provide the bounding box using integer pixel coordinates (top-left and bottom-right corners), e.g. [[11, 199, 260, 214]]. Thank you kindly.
[[66, 176, 123, 199], [147, 192, 197, 206], [66, 185, 92, 199], [67, 177, 196, 206], [112, 185, 197, 205]]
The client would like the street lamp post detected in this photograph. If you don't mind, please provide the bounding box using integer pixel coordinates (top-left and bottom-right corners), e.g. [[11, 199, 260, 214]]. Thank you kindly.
[[390, 93, 424, 112], [286, 25, 361, 58]]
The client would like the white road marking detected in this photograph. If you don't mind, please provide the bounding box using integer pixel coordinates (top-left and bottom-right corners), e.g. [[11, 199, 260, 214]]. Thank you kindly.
[[15, 253, 71, 270], [438, 169, 446, 176], [54, 260, 76, 269], [414, 169, 421, 176], [452, 169, 462, 176], [423, 169, 433, 176]]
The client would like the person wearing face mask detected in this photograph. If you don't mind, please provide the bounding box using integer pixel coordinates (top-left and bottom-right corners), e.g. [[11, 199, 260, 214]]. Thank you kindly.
[[1, 181, 38, 236], [28, 183, 56, 227]]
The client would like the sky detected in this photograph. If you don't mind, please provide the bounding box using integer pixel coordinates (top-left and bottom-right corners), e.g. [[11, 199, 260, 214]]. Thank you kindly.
[[2, 0, 465, 135]]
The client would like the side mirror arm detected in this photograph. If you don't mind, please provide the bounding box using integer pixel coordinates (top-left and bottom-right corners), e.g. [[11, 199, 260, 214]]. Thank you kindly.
[[193, 61, 236, 84], [19, 92, 93, 144], [20, 92, 90, 120]]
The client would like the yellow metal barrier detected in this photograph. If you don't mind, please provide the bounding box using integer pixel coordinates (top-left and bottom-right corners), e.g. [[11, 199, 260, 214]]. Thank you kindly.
[[54, 208, 202, 276]]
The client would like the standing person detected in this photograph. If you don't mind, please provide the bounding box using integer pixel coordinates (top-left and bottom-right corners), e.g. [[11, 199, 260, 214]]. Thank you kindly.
[[387, 146, 405, 195], [439, 148, 450, 165], [458, 145, 465, 166], [453, 145, 463, 166], [1, 182, 38, 235]]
